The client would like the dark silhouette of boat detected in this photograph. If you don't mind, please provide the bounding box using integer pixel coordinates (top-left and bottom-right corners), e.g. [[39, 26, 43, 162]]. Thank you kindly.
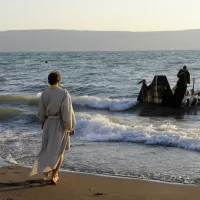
[[137, 75, 200, 108]]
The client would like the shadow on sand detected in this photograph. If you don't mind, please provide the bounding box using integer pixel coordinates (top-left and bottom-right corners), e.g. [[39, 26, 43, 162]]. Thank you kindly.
[[0, 179, 50, 192]]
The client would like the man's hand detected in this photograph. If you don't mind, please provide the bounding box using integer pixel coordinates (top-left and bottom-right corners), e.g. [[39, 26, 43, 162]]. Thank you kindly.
[[42, 121, 45, 129], [70, 130, 74, 136]]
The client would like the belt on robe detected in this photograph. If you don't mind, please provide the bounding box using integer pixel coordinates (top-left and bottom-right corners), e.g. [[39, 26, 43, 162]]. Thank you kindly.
[[47, 116, 60, 119]]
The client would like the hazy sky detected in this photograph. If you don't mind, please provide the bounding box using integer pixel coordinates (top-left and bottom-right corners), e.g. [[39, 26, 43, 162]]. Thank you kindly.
[[1, 0, 200, 32]]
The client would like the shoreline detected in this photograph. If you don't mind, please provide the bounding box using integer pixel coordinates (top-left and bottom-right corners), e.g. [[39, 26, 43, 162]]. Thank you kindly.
[[1, 166, 200, 200], [6, 164, 196, 186], [1, 164, 197, 186]]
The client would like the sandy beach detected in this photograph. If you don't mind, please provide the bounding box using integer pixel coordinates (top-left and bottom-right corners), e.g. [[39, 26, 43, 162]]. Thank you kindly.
[[0, 166, 200, 200]]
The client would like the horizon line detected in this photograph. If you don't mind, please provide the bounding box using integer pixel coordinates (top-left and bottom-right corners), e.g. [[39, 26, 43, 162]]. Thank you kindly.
[[1, 28, 200, 33]]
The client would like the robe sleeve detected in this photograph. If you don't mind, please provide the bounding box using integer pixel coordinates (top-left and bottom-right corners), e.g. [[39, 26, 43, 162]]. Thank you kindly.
[[61, 91, 76, 132], [38, 93, 46, 121]]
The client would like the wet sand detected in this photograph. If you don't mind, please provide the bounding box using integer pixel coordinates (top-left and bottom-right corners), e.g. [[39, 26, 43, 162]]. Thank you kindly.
[[0, 166, 200, 200]]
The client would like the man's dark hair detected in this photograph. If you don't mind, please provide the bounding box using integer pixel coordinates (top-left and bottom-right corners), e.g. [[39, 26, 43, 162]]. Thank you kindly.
[[48, 72, 61, 85]]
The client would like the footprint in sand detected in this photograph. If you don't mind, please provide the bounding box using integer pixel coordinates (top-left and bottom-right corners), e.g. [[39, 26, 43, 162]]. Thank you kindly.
[[93, 193, 105, 196], [13, 172, 20, 174]]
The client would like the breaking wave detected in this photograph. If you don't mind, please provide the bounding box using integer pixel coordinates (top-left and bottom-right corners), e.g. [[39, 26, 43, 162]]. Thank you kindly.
[[76, 113, 200, 152], [0, 94, 135, 111], [73, 96, 135, 111], [0, 95, 39, 106]]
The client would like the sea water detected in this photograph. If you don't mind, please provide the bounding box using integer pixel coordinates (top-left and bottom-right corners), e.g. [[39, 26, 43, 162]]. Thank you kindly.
[[1, 51, 200, 184]]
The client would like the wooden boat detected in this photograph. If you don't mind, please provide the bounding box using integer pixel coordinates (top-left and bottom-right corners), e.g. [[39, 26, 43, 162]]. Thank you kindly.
[[137, 75, 200, 108]]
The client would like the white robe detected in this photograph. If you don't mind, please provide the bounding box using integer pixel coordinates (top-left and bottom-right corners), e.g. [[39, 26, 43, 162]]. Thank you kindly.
[[30, 87, 76, 176]]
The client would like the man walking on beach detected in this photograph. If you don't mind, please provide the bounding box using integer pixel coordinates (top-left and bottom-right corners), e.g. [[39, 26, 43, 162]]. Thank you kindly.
[[30, 72, 76, 184]]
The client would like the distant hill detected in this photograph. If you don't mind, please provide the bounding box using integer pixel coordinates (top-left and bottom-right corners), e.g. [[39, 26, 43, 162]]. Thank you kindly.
[[0, 29, 200, 52]]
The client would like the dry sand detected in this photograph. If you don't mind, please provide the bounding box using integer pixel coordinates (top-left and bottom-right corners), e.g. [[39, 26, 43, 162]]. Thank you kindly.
[[0, 166, 200, 200]]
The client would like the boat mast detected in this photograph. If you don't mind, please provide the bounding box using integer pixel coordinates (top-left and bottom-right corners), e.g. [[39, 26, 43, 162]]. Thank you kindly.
[[192, 76, 195, 95]]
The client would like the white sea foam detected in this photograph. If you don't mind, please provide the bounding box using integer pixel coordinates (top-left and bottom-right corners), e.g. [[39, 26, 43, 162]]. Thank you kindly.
[[5, 154, 18, 165], [73, 95, 135, 110], [76, 113, 200, 151], [36, 92, 42, 97]]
